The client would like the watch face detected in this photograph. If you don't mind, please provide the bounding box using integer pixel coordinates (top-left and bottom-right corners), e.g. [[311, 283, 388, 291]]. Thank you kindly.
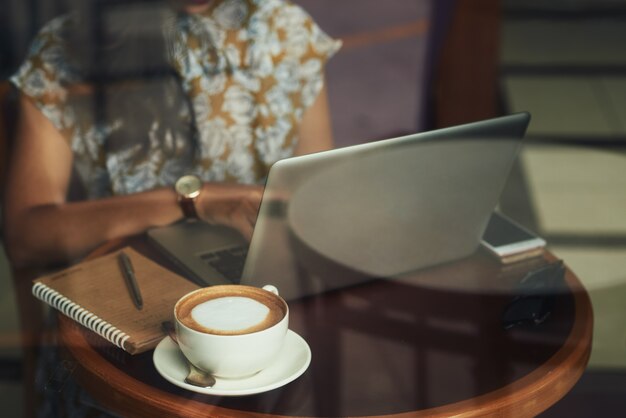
[[175, 175, 202, 198]]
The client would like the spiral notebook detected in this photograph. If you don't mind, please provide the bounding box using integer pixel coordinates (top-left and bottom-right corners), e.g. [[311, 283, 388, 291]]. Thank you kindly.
[[32, 247, 200, 354]]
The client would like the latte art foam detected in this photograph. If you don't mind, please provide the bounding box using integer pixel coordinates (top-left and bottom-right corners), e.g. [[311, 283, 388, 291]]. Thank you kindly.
[[176, 285, 287, 336], [191, 296, 269, 332]]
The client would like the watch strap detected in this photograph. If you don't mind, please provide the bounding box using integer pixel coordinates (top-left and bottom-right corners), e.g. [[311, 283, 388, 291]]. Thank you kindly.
[[178, 196, 199, 219]]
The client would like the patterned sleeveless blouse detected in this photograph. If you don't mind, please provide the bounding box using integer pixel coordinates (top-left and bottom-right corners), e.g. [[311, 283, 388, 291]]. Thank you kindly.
[[11, 0, 340, 198]]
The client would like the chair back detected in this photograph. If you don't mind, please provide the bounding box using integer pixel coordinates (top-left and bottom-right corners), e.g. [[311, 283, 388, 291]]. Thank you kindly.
[[0, 81, 16, 190]]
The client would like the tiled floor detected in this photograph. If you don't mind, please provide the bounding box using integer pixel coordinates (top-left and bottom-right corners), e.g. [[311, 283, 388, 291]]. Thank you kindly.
[[501, 4, 626, 375], [500, 1, 626, 414], [505, 77, 625, 136], [526, 145, 626, 372], [2, 0, 626, 416], [522, 146, 626, 234]]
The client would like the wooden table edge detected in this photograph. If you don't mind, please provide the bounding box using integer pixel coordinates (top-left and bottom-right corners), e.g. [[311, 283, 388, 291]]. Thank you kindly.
[[403, 266, 593, 417], [58, 255, 593, 418], [59, 316, 287, 418]]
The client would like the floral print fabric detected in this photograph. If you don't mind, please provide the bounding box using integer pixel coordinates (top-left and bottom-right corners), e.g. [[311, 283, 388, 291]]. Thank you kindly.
[[11, 0, 340, 198]]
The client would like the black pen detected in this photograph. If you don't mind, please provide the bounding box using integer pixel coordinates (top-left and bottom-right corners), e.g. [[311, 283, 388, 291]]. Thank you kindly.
[[118, 251, 143, 310]]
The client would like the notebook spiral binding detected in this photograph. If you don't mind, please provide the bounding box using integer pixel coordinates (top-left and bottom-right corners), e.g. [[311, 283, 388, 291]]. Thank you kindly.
[[33, 282, 131, 350]]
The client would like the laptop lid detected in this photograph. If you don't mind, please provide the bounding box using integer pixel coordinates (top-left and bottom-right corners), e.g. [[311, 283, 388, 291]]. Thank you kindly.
[[240, 112, 530, 300], [148, 113, 530, 299]]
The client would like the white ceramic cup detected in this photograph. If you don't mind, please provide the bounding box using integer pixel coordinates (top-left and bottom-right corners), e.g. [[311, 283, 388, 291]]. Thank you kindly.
[[174, 284, 289, 378]]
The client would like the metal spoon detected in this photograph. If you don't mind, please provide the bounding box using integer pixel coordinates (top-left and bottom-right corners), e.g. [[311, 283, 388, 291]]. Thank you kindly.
[[161, 321, 216, 388]]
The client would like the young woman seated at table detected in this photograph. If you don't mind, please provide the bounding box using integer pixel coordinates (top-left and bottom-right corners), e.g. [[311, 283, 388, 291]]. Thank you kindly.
[[3, 0, 341, 270]]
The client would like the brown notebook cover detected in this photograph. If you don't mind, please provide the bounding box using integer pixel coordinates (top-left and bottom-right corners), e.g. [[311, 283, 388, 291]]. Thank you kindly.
[[32, 247, 200, 354]]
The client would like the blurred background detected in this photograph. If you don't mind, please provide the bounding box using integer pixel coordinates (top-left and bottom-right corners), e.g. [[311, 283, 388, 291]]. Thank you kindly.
[[1, 0, 625, 416]]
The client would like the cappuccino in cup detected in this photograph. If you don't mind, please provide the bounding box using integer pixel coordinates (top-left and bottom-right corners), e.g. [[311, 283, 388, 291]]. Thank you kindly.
[[174, 285, 289, 378], [176, 285, 286, 336]]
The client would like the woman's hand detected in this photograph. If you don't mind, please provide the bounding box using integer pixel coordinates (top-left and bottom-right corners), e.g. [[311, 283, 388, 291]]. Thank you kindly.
[[195, 183, 264, 241]]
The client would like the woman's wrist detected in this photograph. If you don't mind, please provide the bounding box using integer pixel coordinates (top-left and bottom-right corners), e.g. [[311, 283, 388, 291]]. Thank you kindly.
[[174, 175, 203, 219]]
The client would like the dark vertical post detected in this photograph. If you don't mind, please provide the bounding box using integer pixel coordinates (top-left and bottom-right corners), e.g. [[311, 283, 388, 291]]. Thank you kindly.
[[433, 0, 501, 128]]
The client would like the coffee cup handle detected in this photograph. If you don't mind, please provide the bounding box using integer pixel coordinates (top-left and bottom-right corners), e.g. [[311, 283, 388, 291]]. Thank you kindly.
[[262, 285, 279, 296]]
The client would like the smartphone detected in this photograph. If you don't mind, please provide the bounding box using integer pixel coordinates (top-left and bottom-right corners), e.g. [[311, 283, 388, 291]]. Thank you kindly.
[[481, 212, 546, 261]]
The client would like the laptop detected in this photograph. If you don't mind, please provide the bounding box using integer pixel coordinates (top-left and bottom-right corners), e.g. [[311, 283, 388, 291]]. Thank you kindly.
[[147, 112, 530, 300]]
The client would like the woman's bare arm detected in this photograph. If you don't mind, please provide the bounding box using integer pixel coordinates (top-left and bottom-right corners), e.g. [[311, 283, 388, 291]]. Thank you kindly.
[[294, 82, 335, 156], [3, 96, 262, 269]]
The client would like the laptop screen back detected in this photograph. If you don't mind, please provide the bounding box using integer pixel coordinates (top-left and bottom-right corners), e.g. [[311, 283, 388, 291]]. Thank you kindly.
[[241, 113, 530, 301]]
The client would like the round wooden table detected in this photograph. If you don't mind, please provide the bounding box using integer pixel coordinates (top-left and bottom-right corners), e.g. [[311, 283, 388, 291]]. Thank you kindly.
[[58, 236, 592, 417]]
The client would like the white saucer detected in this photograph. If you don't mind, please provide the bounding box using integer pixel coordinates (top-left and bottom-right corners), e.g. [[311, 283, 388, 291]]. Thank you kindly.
[[153, 330, 311, 396]]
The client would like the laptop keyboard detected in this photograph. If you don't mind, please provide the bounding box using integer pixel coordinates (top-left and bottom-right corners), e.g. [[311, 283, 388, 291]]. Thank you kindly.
[[200, 246, 248, 282]]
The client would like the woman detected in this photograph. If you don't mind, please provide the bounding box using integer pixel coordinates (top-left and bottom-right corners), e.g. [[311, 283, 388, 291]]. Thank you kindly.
[[4, 0, 340, 269], [5, 1, 339, 416]]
